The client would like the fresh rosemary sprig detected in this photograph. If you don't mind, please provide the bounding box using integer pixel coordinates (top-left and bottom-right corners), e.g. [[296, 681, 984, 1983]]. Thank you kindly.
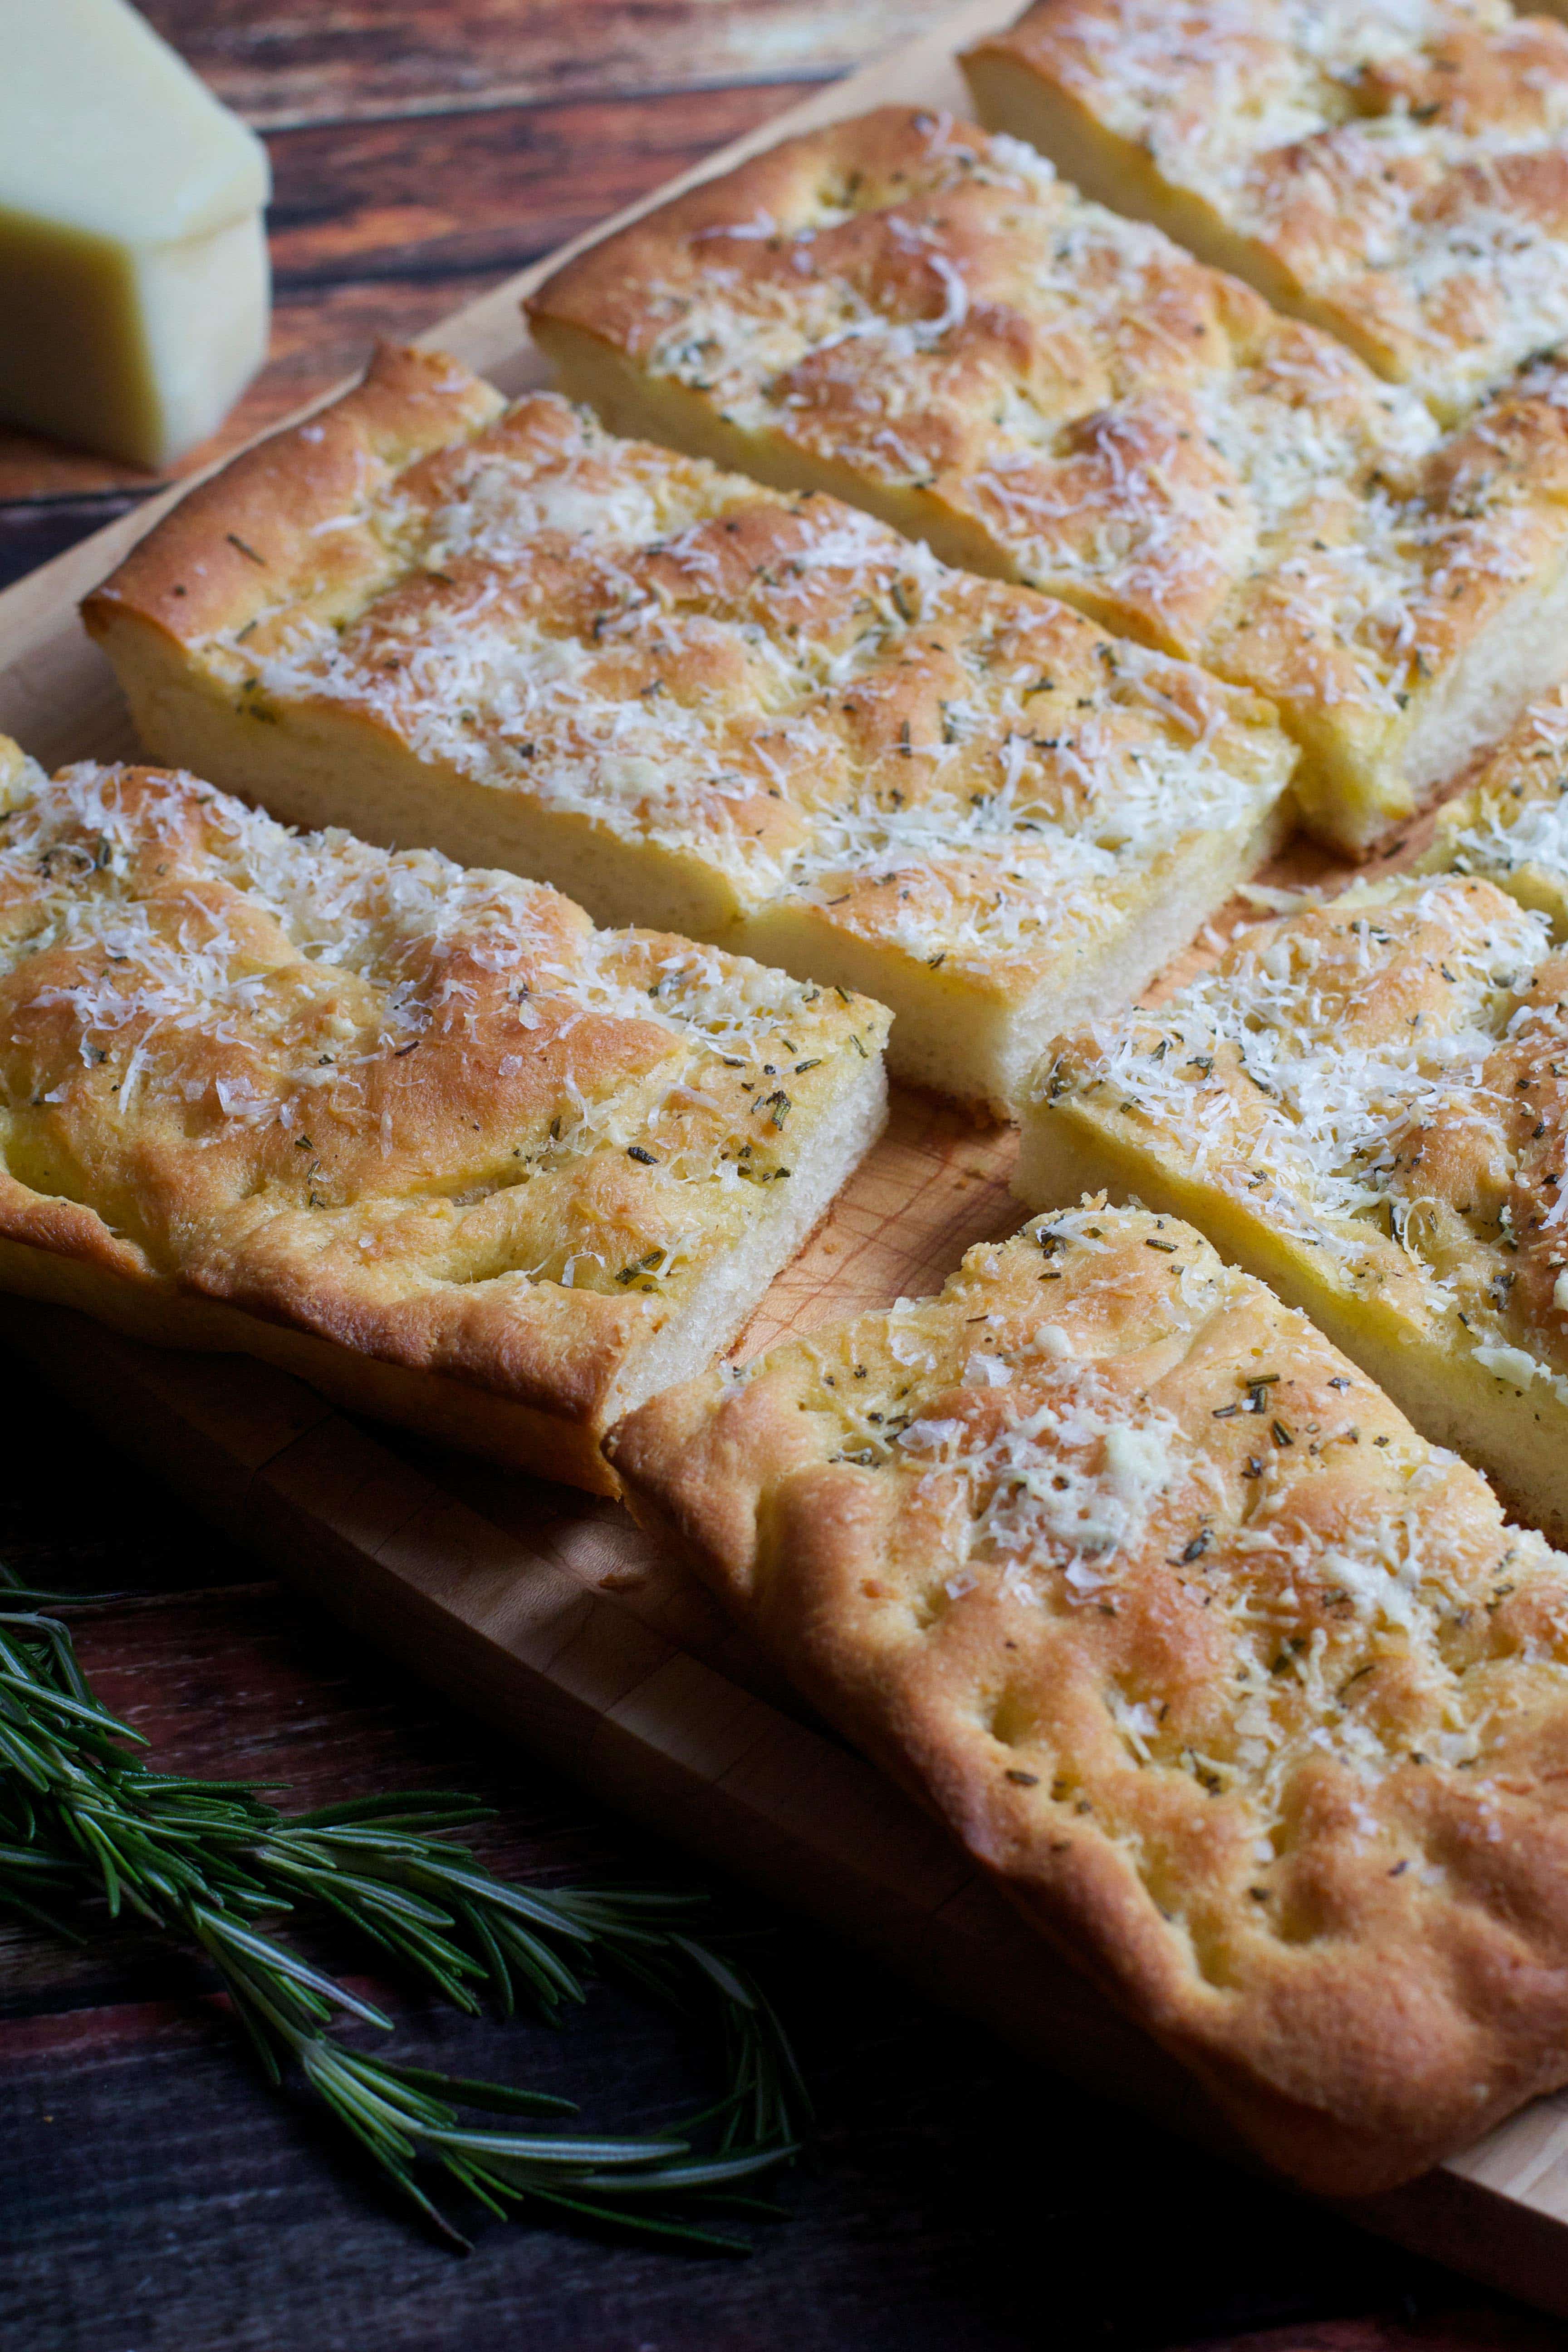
[[0, 1572, 805, 2249]]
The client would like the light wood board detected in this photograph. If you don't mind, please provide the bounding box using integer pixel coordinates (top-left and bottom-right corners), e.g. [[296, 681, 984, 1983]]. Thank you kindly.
[[3, 0, 1568, 2313]]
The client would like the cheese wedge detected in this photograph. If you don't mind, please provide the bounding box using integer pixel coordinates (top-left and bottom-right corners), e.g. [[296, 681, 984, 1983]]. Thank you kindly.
[[83, 345, 1296, 1113], [527, 105, 1568, 859], [0, 0, 270, 468], [0, 735, 888, 1491], [611, 1202, 1568, 2195], [1017, 875, 1568, 1541], [963, 0, 1568, 426], [1422, 681, 1568, 933]]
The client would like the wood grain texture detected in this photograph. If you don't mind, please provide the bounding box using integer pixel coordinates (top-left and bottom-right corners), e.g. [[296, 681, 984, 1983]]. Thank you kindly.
[[3, 1, 1568, 2344], [0, 1607, 1469, 2352], [0, 1354, 1501, 2352], [0, 1298, 1560, 2350]]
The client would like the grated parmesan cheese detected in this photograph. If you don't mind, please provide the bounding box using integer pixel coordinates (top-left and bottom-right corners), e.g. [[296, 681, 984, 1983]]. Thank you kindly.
[[968, 0, 1568, 421]]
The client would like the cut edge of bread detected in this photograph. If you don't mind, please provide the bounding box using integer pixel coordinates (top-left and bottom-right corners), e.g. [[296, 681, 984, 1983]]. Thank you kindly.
[[88, 582, 1292, 1117], [525, 312, 1022, 583], [529, 315, 1568, 871], [81, 604, 751, 941], [959, 42, 1406, 395], [0, 1032, 885, 1496], [0, 1229, 621, 1491]]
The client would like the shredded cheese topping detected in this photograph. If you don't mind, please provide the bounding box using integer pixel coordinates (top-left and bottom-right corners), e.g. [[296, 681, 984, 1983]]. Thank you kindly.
[[1431, 679, 1568, 918], [534, 105, 1568, 818], [190, 390, 1291, 993], [702, 1205, 1568, 1970], [1044, 872, 1568, 1396], [991, 0, 1568, 417], [0, 749, 883, 1326]]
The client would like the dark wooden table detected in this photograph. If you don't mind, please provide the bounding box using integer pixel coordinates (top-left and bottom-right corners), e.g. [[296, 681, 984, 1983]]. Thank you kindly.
[[1, 9, 1565, 2347]]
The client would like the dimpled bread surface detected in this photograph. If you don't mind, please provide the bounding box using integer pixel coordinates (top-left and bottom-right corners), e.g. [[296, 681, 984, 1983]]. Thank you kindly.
[[527, 105, 1568, 857], [1020, 875, 1568, 1540], [611, 1204, 1568, 2193], [964, 0, 1568, 424], [0, 739, 888, 1489]]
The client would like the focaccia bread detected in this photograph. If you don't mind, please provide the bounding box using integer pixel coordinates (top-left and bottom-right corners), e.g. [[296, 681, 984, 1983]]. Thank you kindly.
[[1019, 875, 1568, 1539], [527, 105, 1568, 858], [0, 738, 887, 1490], [610, 1203, 1568, 2194], [1422, 680, 1568, 932], [82, 346, 1294, 1113], [964, 0, 1568, 425]]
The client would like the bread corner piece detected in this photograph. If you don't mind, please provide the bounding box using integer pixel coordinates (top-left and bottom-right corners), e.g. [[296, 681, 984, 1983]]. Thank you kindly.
[[1018, 873, 1568, 1543], [962, 0, 1568, 427], [80, 340, 1294, 1115], [0, 736, 888, 1492], [1421, 681, 1568, 936], [524, 105, 1568, 862], [610, 1201, 1568, 2193]]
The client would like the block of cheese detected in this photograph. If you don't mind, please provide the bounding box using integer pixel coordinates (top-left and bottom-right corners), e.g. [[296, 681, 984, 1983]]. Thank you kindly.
[[0, 0, 270, 470]]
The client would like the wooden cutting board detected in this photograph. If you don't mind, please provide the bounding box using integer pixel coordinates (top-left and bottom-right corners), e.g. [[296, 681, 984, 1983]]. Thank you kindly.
[[3, 0, 1568, 2313]]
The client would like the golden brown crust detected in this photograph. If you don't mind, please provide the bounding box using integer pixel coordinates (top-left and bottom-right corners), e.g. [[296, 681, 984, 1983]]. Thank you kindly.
[[612, 1204, 1568, 2193], [529, 108, 1421, 658], [84, 344, 1294, 1107], [0, 744, 887, 1478], [527, 105, 1568, 855], [1423, 681, 1568, 932], [966, 0, 1568, 420]]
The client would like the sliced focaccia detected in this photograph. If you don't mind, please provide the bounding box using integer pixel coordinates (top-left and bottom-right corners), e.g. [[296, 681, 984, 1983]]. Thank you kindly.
[[610, 1203, 1568, 2194], [964, 0, 1568, 425], [1019, 874, 1568, 1539], [0, 737, 887, 1490], [527, 105, 1568, 858], [83, 345, 1295, 1112], [1422, 681, 1568, 932]]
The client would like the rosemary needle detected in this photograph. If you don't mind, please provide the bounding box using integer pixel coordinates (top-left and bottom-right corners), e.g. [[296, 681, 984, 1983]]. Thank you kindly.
[[0, 1571, 807, 2250]]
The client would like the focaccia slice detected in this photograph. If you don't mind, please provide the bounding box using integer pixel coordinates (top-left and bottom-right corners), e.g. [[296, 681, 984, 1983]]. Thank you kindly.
[[1018, 874, 1568, 1538], [610, 1203, 1568, 2194], [1422, 680, 1568, 932], [964, 0, 1568, 425], [83, 346, 1294, 1114], [527, 105, 1568, 858], [0, 737, 887, 1491]]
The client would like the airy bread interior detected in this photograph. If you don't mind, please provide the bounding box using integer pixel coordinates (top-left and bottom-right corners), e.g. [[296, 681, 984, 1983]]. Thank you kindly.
[[0, 738, 889, 1490]]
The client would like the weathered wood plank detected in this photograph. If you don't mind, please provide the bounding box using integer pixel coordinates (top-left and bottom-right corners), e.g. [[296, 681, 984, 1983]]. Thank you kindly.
[[138, 0, 962, 128], [0, 76, 813, 564]]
